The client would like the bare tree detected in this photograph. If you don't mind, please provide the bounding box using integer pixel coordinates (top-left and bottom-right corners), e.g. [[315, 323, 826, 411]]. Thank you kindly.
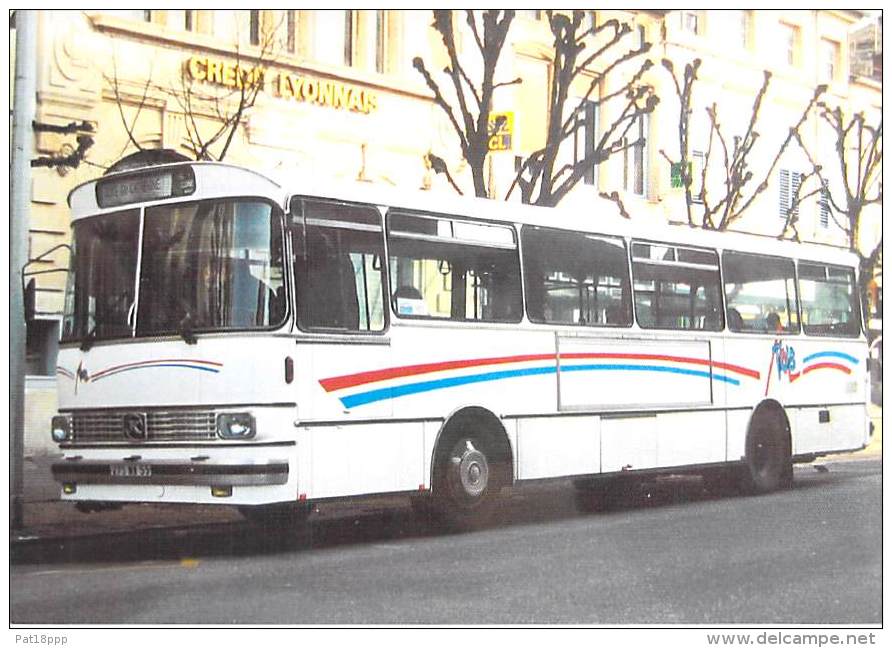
[[509, 11, 656, 208], [413, 10, 519, 198], [659, 57, 700, 227], [106, 15, 281, 162], [661, 61, 826, 231], [787, 103, 882, 314], [415, 10, 656, 207]]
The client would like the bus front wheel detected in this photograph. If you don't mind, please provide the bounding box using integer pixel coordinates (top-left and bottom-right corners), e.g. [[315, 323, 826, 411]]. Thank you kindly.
[[741, 406, 793, 494]]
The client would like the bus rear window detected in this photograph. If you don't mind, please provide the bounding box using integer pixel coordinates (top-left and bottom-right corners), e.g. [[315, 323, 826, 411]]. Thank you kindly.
[[799, 262, 861, 337]]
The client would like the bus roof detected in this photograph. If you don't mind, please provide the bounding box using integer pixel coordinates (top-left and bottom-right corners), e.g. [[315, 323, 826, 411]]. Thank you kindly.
[[69, 160, 860, 268]]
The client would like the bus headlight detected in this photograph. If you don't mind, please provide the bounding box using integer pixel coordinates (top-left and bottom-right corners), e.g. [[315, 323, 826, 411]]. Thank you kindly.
[[51, 415, 72, 443], [216, 413, 256, 440]]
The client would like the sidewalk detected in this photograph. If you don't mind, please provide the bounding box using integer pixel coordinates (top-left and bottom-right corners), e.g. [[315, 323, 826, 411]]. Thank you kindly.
[[12, 453, 242, 544], [11, 404, 882, 550]]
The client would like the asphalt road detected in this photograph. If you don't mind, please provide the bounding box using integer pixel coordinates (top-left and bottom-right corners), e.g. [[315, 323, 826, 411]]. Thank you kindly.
[[10, 458, 880, 625]]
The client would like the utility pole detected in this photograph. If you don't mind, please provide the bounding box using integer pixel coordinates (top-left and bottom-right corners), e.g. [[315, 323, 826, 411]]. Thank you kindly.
[[10, 10, 37, 530]]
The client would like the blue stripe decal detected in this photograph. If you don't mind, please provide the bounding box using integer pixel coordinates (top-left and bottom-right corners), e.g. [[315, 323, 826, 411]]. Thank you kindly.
[[802, 351, 859, 365], [92, 364, 221, 382], [339, 363, 738, 409]]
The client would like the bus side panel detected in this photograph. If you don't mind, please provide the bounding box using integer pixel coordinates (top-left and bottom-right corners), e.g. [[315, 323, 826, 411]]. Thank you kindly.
[[726, 409, 749, 462], [301, 422, 424, 499], [556, 336, 713, 411], [656, 410, 727, 468], [516, 416, 600, 480], [601, 415, 657, 473]]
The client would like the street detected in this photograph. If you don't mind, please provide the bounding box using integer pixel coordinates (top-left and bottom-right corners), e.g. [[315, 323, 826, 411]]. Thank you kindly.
[[10, 457, 880, 625]]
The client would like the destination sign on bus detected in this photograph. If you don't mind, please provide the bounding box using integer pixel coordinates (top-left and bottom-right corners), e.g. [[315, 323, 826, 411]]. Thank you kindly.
[[96, 167, 196, 209]]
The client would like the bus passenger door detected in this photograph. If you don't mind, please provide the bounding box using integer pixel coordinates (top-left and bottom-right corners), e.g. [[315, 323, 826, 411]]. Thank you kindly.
[[290, 196, 392, 420]]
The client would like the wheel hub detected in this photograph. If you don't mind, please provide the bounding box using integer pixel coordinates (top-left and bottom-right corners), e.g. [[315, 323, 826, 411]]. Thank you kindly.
[[450, 439, 489, 498]]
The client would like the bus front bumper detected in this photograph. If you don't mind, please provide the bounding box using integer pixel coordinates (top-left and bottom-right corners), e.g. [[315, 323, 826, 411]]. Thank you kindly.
[[52, 459, 289, 487]]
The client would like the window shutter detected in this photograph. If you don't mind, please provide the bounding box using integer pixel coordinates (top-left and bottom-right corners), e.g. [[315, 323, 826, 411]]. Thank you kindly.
[[819, 179, 830, 228], [779, 169, 790, 218]]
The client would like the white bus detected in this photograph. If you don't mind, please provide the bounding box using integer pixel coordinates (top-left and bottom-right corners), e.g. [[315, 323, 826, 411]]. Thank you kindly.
[[51, 156, 871, 528]]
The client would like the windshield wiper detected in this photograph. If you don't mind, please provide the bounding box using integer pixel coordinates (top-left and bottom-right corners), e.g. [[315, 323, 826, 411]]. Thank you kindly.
[[177, 311, 198, 345], [80, 322, 99, 352]]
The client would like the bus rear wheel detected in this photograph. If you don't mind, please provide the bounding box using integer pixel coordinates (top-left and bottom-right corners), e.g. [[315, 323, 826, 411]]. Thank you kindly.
[[431, 433, 505, 531], [741, 407, 792, 495]]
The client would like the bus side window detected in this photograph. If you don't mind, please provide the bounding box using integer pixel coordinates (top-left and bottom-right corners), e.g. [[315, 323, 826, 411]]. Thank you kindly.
[[631, 242, 722, 331], [722, 252, 800, 334], [798, 262, 860, 337], [387, 211, 522, 323], [294, 199, 386, 333], [521, 226, 632, 327]]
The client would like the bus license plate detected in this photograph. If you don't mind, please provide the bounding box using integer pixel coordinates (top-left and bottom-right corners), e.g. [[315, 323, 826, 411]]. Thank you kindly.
[[110, 463, 152, 478]]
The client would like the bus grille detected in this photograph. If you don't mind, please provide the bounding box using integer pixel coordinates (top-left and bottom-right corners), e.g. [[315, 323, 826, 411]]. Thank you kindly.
[[71, 409, 218, 443]]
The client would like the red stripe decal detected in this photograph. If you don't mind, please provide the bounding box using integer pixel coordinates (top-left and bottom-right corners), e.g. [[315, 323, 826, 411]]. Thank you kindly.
[[90, 358, 223, 380], [319, 354, 553, 392], [319, 352, 760, 392], [802, 362, 851, 376]]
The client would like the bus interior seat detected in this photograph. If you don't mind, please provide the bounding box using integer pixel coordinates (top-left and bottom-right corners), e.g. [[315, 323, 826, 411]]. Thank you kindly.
[[727, 307, 744, 331]]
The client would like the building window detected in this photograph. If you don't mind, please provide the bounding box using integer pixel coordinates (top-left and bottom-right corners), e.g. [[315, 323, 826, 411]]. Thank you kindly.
[[819, 180, 831, 228], [360, 10, 387, 73], [691, 150, 706, 203], [249, 10, 261, 46], [312, 10, 354, 66], [582, 11, 597, 35], [728, 10, 751, 50], [623, 115, 648, 197], [820, 39, 840, 82], [574, 100, 598, 186], [778, 169, 803, 219], [518, 10, 543, 21], [286, 10, 297, 53], [184, 10, 193, 32], [780, 22, 799, 67], [681, 10, 702, 36]]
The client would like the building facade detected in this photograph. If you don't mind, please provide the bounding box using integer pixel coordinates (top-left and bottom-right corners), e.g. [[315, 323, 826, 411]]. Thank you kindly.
[[14, 9, 881, 452]]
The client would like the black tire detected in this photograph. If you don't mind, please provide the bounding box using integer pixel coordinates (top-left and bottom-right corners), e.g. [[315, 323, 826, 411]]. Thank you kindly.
[[740, 407, 792, 494], [238, 502, 311, 529], [430, 431, 507, 531]]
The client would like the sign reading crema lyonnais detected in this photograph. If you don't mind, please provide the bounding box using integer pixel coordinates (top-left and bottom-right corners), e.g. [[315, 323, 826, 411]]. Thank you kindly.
[[186, 56, 378, 114]]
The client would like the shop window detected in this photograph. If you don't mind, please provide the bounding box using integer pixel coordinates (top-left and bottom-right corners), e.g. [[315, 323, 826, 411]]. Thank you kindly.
[[523, 226, 631, 327], [632, 242, 723, 331], [723, 252, 800, 334]]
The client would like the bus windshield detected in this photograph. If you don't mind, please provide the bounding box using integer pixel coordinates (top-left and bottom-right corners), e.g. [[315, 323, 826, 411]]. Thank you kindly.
[[61, 199, 287, 344]]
